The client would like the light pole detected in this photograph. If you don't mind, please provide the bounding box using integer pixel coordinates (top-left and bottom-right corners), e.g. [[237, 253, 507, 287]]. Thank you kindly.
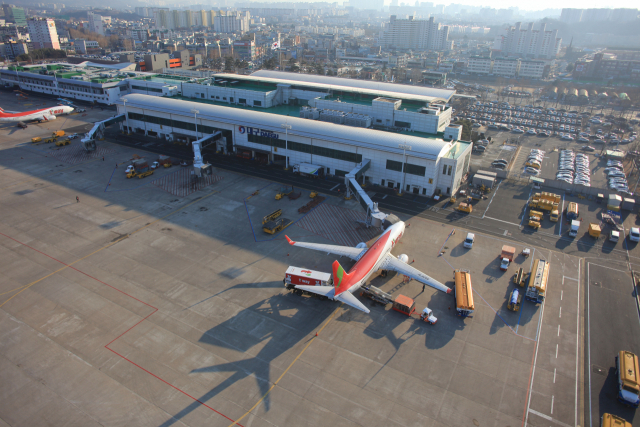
[[123, 98, 130, 134], [398, 143, 411, 195], [281, 123, 292, 169], [191, 108, 199, 139]]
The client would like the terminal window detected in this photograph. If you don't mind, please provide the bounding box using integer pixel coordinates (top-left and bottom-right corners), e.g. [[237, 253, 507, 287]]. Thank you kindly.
[[386, 160, 403, 172], [405, 163, 426, 176], [394, 120, 411, 128]]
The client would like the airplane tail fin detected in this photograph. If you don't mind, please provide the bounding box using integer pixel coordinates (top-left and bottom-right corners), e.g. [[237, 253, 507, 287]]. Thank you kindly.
[[332, 260, 352, 295], [0, 107, 4, 112]]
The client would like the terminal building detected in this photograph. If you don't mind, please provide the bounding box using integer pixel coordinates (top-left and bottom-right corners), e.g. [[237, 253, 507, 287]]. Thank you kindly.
[[1, 64, 471, 196], [117, 72, 470, 197]]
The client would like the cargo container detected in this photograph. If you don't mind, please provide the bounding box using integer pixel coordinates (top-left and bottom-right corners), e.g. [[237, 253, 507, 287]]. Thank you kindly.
[[622, 198, 636, 211], [550, 209, 559, 222], [472, 173, 495, 189], [453, 269, 474, 318], [283, 266, 332, 289], [293, 163, 325, 177], [601, 413, 631, 427], [608, 194, 622, 212]]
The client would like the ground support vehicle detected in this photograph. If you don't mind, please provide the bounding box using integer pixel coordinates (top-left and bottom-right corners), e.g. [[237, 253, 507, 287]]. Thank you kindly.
[[55, 138, 70, 147], [569, 220, 581, 237], [500, 245, 516, 270], [528, 219, 540, 229], [263, 218, 292, 234], [263, 209, 282, 224], [284, 267, 332, 295], [420, 307, 437, 324], [52, 130, 65, 138], [567, 202, 579, 220], [507, 289, 522, 311], [589, 223, 601, 239], [456, 202, 472, 213], [360, 285, 395, 306], [31, 137, 42, 143], [275, 186, 293, 200], [601, 413, 631, 427], [454, 269, 474, 317], [616, 351, 640, 407], [525, 259, 549, 303], [513, 268, 528, 287], [136, 170, 153, 179], [17, 121, 27, 128]]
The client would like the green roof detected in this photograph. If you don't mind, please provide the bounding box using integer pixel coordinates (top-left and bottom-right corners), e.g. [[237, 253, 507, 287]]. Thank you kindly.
[[444, 141, 471, 159]]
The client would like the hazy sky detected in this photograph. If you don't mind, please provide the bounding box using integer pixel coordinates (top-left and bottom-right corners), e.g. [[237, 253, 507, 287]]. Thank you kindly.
[[383, 0, 639, 10]]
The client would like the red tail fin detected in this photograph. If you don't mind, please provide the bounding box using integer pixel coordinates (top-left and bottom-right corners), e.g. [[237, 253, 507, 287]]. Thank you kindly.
[[332, 260, 352, 295]]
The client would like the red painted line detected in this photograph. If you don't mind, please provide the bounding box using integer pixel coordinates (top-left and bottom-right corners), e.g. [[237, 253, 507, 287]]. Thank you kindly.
[[0, 231, 243, 426]]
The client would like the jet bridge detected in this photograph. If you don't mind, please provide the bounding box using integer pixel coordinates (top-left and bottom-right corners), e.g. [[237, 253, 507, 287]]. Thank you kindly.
[[192, 131, 222, 176], [344, 160, 398, 230], [81, 114, 126, 151]]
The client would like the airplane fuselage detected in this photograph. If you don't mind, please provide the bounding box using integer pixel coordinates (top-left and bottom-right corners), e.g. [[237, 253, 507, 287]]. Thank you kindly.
[[0, 105, 74, 122], [338, 221, 405, 297]]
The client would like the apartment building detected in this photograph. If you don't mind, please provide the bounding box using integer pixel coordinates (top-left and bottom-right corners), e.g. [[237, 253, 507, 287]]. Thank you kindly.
[[518, 60, 547, 79], [492, 58, 520, 77], [27, 18, 60, 50], [467, 56, 492, 74], [494, 22, 561, 59], [573, 53, 640, 82], [383, 16, 450, 51], [560, 7, 639, 22]]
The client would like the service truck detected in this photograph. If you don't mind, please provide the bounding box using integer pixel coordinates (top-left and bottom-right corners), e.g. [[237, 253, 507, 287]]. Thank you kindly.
[[499, 245, 516, 271], [453, 269, 474, 318], [293, 163, 325, 178], [569, 220, 580, 237], [566, 202, 579, 220], [525, 259, 549, 303], [284, 267, 332, 295]]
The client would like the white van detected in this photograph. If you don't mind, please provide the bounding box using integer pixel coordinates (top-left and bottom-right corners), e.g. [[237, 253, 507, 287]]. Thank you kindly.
[[610, 230, 620, 243], [464, 233, 475, 249]]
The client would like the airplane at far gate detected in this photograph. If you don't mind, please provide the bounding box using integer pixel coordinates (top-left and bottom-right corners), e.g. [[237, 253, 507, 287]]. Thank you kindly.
[[285, 221, 451, 313], [0, 105, 74, 123]]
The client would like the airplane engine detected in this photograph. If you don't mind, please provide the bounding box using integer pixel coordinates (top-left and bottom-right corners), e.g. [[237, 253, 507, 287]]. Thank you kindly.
[[43, 114, 56, 121], [356, 242, 367, 249], [397, 254, 409, 264]]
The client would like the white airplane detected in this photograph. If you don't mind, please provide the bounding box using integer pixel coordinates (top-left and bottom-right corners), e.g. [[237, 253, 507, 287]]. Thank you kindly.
[[285, 221, 451, 313], [0, 105, 74, 123]]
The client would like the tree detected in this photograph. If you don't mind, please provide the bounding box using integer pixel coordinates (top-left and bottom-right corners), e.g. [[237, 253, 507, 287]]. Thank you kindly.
[[17, 48, 66, 62], [566, 63, 574, 73], [454, 119, 473, 141]]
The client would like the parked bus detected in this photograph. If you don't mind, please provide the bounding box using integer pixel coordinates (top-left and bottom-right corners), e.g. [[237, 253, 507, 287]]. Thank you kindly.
[[454, 269, 474, 318]]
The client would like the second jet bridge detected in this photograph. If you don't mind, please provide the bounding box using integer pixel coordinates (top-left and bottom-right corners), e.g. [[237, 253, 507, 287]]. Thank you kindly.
[[344, 160, 397, 230], [192, 131, 222, 176], [81, 114, 126, 151]]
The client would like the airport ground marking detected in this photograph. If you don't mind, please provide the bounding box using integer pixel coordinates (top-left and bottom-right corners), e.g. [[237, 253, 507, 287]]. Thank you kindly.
[[0, 189, 252, 425], [0, 188, 219, 308], [227, 304, 343, 427]]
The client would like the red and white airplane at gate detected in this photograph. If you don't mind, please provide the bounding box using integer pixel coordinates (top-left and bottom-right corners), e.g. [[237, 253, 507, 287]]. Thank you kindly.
[[0, 105, 74, 123], [285, 221, 451, 313]]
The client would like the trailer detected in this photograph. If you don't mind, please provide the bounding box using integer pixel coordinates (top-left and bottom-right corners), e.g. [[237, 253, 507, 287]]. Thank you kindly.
[[566, 202, 579, 220], [293, 163, 325, 178], [284, 266, 332, 290], [525, 259, 550, 303], [454, 269, 474, 317]]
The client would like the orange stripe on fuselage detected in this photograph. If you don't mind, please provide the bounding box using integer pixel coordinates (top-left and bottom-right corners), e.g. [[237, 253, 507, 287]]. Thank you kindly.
[[336, 231, 392, 295]]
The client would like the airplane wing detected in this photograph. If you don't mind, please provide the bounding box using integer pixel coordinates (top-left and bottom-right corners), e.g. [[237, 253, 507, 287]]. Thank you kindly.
[[295, 285, 370, 313], [381, 255, 452, 294], [335, 291, 370, 313], [285, 236, 363, 260], [295, 285, 335, 298]]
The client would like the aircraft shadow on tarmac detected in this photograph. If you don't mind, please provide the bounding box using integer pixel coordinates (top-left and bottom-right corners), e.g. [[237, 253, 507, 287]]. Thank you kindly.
[[159, 293, 334, 427], [598, 367, 638, 423]]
